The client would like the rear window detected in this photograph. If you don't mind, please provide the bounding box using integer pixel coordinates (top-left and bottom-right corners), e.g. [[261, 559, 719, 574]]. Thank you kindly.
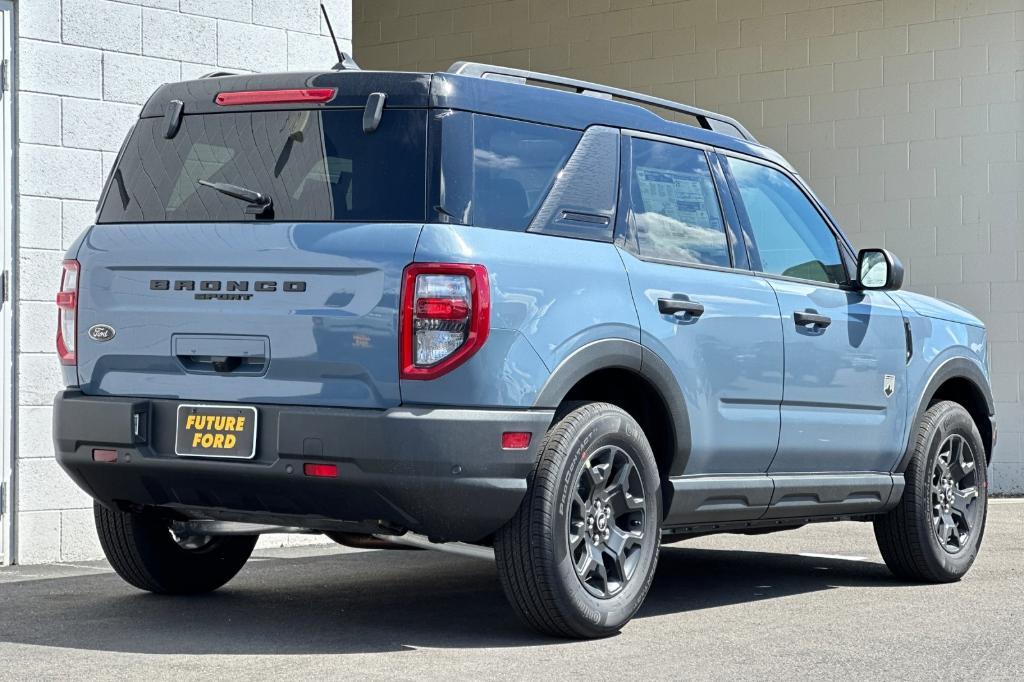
[[98, 109, 427, 223]]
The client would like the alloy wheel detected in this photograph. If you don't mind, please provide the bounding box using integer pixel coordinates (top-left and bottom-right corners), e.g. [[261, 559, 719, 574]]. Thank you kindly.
[[931, 433, 981, 554], [567, 445, 648, 599]]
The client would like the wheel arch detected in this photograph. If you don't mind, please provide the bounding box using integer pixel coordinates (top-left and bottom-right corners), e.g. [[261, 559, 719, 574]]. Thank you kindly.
[[897, 357, 995, 473], [535, 340, 691, 483]]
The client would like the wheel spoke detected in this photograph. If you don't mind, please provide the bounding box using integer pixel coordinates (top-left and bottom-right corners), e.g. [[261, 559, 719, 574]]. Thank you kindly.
[[569, 522, 586, 552], [602, 544, 626, 587], [609, 457, 634, 494], [586, 462, 610, 495], [575, 543, 598, 578], [951, 436, 963, 463], [952, 487, 978, 524], [937, 513, 957, 548], [593, 555, 610, 596], [606, 526, 639, 556], [606, 488, 645, 516], [951, 454, 975, 483]]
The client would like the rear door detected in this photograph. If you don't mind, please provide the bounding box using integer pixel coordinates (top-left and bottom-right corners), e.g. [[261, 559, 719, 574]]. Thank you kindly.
[[722, 154, 908, 474], [617, 134, 784, 500], [76, 107, 429, 408]]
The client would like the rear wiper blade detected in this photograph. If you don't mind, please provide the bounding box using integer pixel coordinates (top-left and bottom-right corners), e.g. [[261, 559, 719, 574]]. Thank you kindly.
[[197, 179, 273, 217]]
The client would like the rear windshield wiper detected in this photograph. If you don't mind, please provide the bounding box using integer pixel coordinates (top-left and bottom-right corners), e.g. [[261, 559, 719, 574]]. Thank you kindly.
[[197, 180, 273, 218]]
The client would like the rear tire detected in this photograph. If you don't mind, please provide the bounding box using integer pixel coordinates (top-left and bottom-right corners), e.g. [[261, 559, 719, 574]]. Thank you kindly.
[[873, 401, 988, 582], [495, 402, 661, 639], [95, 502, 258, 594]]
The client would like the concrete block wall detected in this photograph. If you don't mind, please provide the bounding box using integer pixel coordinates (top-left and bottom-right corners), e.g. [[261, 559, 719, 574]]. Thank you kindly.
[[354, 0, 1024, 493], [14, 0, 352, 564]]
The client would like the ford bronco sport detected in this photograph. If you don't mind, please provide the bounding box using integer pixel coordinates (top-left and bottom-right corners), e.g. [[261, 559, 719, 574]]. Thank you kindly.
[[53, 62, 995, 639]]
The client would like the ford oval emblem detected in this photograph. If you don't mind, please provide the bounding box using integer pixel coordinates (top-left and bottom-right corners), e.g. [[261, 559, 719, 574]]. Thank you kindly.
[[88, 324, 116, 342]]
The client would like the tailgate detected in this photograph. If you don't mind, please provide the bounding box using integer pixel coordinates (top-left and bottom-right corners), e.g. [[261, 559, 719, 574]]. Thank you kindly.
[[74, 221, 421, 409]]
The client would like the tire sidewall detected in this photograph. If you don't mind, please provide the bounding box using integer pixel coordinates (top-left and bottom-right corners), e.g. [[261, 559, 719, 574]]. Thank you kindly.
[[545, 407, 661, 634], [913, 403, 988, 579]]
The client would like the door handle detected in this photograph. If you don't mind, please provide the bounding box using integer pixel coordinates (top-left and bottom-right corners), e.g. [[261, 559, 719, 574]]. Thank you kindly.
[[658, 297, 705, 318], [794, 310, 832, 328]]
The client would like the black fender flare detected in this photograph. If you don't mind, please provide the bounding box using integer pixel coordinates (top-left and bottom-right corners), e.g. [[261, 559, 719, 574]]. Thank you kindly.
[[895, 356, 995, 473], [534, 339, 692, 477]]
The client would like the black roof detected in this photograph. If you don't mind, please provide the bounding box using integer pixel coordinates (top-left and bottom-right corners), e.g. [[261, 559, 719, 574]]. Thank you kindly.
[[139, 64, 788, 168]]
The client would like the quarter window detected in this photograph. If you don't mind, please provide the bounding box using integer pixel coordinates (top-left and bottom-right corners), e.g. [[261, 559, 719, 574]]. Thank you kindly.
[[435, 113, 582, 232], [627, 138, 730, 268], [727, 157, 846, 285], [470, 115, 580, 231]]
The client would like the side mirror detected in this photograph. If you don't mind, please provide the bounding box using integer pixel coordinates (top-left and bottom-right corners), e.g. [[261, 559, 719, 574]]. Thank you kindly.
[[857, 248, 904, 291]]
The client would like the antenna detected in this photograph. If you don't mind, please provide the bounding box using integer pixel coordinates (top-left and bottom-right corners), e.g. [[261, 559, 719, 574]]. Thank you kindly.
[[320, 3, 361, 70]]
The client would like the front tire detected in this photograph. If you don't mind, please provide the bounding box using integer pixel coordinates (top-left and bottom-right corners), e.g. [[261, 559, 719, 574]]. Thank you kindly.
[[95, 502, 258, 594], [874, 401, 988, 582], [495, 402, 661, 639]]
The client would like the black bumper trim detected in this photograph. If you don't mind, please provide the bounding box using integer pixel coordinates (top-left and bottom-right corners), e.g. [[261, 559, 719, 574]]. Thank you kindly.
[[54, 391, 553, 542]]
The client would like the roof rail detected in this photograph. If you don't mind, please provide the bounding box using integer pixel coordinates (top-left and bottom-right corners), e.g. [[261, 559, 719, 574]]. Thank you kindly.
[[448, 62, 756, 143], [200, 70, 241, 79]]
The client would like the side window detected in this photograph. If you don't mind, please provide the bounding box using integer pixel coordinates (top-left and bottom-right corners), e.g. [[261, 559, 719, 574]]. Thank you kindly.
[[627, 138, 730, 268], [727, 157, 846, 285], [471, 115, 580, 231]]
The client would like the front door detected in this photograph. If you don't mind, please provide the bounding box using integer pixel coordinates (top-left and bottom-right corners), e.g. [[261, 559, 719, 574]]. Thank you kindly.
[[617, 134, 784, 493], [723, 154, 908, 475]]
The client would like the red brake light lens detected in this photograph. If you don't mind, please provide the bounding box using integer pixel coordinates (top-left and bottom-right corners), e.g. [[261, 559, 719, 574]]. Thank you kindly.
[[215, 88, 337, 106], [400, 263, 490, 380], [415, 297, 470, 320], [56, 260, 80, 366]]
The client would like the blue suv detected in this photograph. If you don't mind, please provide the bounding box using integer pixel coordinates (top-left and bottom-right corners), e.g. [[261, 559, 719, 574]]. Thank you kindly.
[[53, 62, 995, 639]]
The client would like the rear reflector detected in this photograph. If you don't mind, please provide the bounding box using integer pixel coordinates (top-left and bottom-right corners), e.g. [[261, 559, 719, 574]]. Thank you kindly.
[[501, 432, 532, 450], [303, 463, 338, 478], [92, 449, 118, 463], [215, 88, 337, 106]]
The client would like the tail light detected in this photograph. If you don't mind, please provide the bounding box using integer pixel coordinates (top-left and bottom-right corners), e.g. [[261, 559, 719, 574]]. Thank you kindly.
[[56, 260, 80, 366], [400, 263, 489, 380]]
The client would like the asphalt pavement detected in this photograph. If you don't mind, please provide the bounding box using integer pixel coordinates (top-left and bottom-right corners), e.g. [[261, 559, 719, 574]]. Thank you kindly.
[[1, 500, 1021, 680]]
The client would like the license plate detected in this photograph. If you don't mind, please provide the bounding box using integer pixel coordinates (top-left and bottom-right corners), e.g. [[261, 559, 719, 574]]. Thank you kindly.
[[175, 404, 258, 459]]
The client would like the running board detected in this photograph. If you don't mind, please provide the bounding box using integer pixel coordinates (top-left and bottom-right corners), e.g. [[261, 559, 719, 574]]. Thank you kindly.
[[664, 473, 904, 527]]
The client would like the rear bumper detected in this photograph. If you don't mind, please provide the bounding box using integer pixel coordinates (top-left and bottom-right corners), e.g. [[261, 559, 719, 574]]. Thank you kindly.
[[53, 391, 552, 542]]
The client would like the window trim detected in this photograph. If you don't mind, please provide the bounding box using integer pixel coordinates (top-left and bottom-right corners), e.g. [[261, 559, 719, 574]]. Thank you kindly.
[[707, 152, 751, 271], [717, 148, 857, 290], [616, 129, 743, 272]]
